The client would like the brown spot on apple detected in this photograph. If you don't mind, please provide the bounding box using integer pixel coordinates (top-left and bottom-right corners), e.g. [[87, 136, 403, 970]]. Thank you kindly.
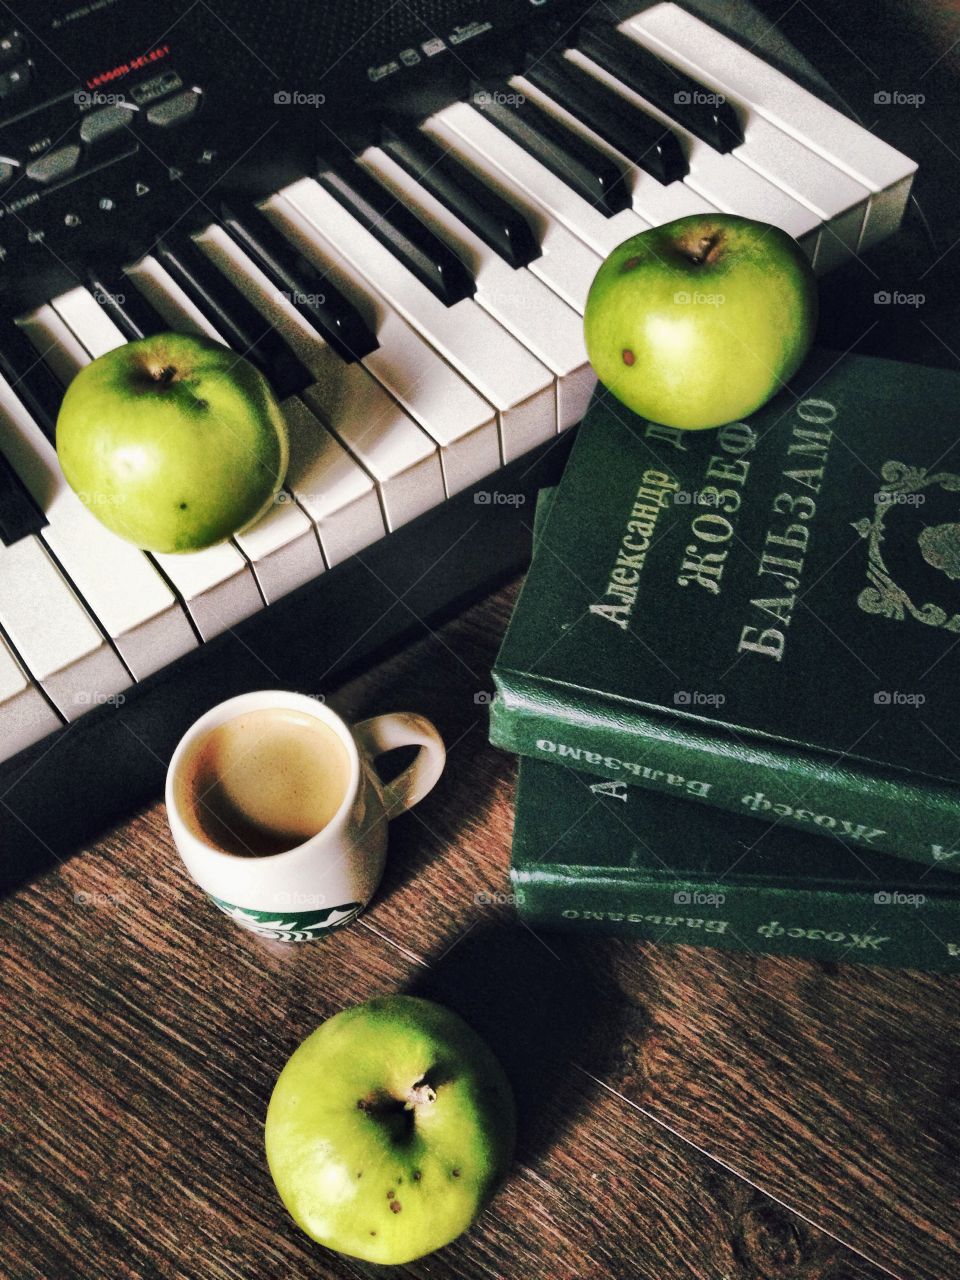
[[390, 1200, 402, 1214], [622, 349, 635, 367], [620, 256, 642, 272]]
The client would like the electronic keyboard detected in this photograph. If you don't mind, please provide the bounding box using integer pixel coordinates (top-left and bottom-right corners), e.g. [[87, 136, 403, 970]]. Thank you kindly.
[[0, 0, 917, 885]]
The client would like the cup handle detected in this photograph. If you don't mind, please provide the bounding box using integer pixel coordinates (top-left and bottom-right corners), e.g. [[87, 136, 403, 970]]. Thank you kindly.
[[353, 713, 446, 816]]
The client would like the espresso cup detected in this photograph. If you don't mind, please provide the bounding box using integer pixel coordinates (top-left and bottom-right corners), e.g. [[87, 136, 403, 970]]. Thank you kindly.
[[164, 690, 445, 942]]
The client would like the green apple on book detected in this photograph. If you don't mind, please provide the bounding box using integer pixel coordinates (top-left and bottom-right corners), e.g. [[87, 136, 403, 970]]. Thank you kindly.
[[56, 332, 288, 553], [265, 996, 516, 1265], [584, 214, 817, 430]]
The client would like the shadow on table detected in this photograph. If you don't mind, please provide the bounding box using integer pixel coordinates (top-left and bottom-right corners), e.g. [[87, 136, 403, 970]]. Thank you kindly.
[[404, 919, 632, 1167]]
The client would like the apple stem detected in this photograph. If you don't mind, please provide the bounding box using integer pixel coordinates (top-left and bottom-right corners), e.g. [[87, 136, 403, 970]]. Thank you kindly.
[[154, 364, 178, 387], [405, 1081, 437, 1109], [684, 231, 724, 266]]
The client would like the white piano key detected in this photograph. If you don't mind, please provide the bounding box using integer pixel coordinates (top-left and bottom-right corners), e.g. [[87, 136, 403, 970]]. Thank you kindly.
[[358, 146, 596, 429], [109, 258, 325, 599], [628, 3, 916, 248], [0, 344, 198, 679], [282, 395, 385, 568], [0, 633, 63, 763], [620, 17, 870, 271], [279, 176, 557, 465], [564, 50, 823, 266], [433, 100, 653, 260], [512, 69, 717, 226], [30, 293, 263, 642], [258, 197, 502, 497], [422, 117, 604, 314], [0, 535, 130, 719], [188, 228, 446, 532]]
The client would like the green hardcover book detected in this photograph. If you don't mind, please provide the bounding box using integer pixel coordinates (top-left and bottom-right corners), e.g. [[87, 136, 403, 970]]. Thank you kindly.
[[492, 352, 960, 872], [511, 757, 960, 971]]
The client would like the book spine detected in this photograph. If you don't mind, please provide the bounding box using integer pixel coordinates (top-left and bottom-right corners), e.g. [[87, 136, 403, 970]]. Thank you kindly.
[[490, 676, 960, 872], [510, 868, 960, 972]]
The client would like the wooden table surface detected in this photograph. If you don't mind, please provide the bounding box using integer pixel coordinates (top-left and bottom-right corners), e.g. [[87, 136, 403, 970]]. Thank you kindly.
[[2, 581, 958, 1280]]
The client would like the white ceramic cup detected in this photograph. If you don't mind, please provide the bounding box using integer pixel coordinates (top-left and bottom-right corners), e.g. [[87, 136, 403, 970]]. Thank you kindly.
[[164, 690, 445, 942]]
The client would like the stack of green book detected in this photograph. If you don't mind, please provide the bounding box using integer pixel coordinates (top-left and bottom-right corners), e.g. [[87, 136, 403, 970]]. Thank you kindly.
[[492, 353, 960, 970]]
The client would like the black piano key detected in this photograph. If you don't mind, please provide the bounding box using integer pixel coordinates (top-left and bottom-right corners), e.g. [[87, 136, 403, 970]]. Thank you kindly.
[[316, 159, 476, 307], [0, 320, 64, 440], [154, 236, 312, 399], [88, 269, 168, 341], [379, 122, 541, 269], [578, 25, 743, 154], [0, 447, 46, 545], [219, 203, 379, 363], [468, 78, 631, 215], [523, 51, 687, 185]]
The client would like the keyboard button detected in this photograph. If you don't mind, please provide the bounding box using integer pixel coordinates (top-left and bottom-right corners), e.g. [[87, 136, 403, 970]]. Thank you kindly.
[[282, 396, 385, 568], [317, 159, 477, 307], [88, 268, 169, 341], [0, 631, 63, 765], [0, 60, 31, 101], [0, 321, 64, 442], [627, 3, 914, 249], [379, 123, 540, 269], [80, 103, 138, 146], [523, 52, 687, 185], [191, 226, 446, 532], [0, 30, 25, 67], [146, 87, 202, 128], [0, 533, 130, 719], [26, 144, 81, 186], [280, 175, 557, 464], [219, 203, 379, 362], [578, 24, 742, 153], [469, 79, 632, 215], [9, 302, 199, 675], [421, 117, 603, 315], [430, 101, 651, 259], [154, 235, 312, 399], [622, 18, 869, 270], [260, 199, 501, 497], [515, 71, 715, 227], [566, 50, 822, 263], [0, 448, 45, 545], [360, 145, 594, 429], [0, 158, 17, 188]]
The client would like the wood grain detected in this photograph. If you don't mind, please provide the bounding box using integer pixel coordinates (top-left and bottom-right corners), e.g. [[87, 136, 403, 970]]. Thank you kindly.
[[0, 580, 949, 1280]]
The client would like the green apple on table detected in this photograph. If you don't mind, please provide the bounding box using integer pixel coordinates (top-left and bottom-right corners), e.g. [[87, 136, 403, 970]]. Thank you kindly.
[[265, 995, 516, 1265], [584, 213, 818, 430], [56, 332, 288, 553]]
